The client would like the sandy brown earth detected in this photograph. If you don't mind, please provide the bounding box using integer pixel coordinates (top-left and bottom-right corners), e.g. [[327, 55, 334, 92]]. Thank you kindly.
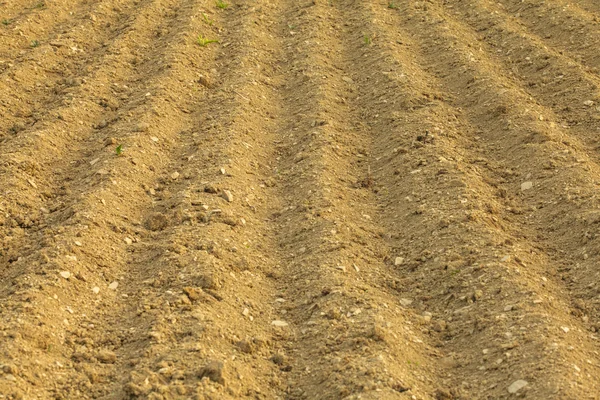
[[1, 0, 600, 399]]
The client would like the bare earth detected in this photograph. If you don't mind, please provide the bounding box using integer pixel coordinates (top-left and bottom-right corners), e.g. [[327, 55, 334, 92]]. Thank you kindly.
[[1, 0, 600, 399]]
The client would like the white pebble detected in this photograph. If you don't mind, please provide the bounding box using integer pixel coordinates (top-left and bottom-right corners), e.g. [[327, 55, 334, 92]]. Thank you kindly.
[[521, 181, 533, 191], [507, 380, 528, 394]]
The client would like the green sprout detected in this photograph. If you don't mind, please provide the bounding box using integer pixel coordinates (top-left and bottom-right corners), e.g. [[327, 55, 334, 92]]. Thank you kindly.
[[30, 40, 40, 47], [197, 35, 218, 47], [215, 0, 227, 9], [388, 2, 397, 9], [2, 19, 12, 25], [116, 144, 123, 155], [363, 35, 372, 45], [202, 13, 213, 26]]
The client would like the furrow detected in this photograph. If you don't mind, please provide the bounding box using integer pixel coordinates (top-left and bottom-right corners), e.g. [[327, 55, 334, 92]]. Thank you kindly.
[[90, 2, 291, 398], [498, 0, 600, 73], [441, 0, 600, 160], [0, 0, 82, 38], [571, 0, 600, 16], [262, 2, 447, 398], [385, 1, 600, 397], [0, 0, 230, 398], [0, 0, 190, 284], [344, 1, 587, 398], [0, 0, 138, 134], [442, 0, 600, 331]]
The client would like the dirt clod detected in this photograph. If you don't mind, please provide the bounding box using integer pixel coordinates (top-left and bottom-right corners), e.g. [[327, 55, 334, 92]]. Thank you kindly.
[[144, 213, 169, 231], [198, 360, 225, 385]]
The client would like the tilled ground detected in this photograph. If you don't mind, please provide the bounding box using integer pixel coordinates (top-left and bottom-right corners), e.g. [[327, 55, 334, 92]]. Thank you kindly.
[[1, 0, 600, 399]]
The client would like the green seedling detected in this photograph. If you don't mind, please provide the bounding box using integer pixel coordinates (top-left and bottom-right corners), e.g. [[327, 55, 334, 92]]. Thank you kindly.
[[202, 12, 213, 26], [34, 1, 45, 8], [197, 34, 218, 47], [115, 144, 123, 155], [215, 0, 227, 9], [363, 35, 372, 45], [388, 2, 397, 9], [30, 39, 40, 47], [2, 19, 12, 25]]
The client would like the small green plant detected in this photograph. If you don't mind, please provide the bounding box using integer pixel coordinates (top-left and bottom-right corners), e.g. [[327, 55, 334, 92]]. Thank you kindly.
[[363, 35, 372, 45], [30, 39, 40, 47], [197, 34, 218, 47], [202, 12, 213, 26], [388, 2, 397, 9], [2, 19, 11, 25], [215, 0, 227, 9], [34, 1, 45, 8], [115, 144, 123, 155]]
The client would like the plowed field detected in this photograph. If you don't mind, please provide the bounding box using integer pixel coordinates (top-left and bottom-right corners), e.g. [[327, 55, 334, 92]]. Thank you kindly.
[[2, 0, 600, 399]]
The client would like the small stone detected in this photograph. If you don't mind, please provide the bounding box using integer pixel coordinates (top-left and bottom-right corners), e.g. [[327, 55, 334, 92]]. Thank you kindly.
[[108, 281, 119, 290], [432, 320, 447, 332], [271, 353, 286, 365], [561, 326, 570, 333], [369, 324, 388, 341], [183, 287, 205, 302], [74, 241, 82, 247], [507, 380, 528, 394], [136, 122, 150, 132], [400, 298, 413, 306], [92, 286, 100, 294], [271, 320, 289, 327], [521, 181, 533, 191], [394, 257, 404, 266], [204, 185, 219, 194], [97, 350, 117, 364], [422, 312, 433, 322], [198, 75, 212, 88], [198, 360, 224, 384], [504, 305, 514, 312], [342, 76, 354, 84], [124, 237, 133, 245], [236, 340, 254, 354], [104, 137, 117, 146], [584, 100, 595, 107], [242, 307, 250, 317], [144, 213, 168, 231], [473, 290, 483, 301], [3, 364, 19, 375], [4, 374, 16, 381], [171, 171, 180, 180], [193, 274, 220, 290], [60, 271, 71, 279], [221, 190, 233, 202]]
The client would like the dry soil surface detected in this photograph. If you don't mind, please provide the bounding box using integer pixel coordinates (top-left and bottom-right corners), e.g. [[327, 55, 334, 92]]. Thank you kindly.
[[2, 0, 600, 399]]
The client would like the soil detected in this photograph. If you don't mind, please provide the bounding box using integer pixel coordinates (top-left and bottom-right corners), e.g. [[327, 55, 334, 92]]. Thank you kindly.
[[1, 0, 600, 399]]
